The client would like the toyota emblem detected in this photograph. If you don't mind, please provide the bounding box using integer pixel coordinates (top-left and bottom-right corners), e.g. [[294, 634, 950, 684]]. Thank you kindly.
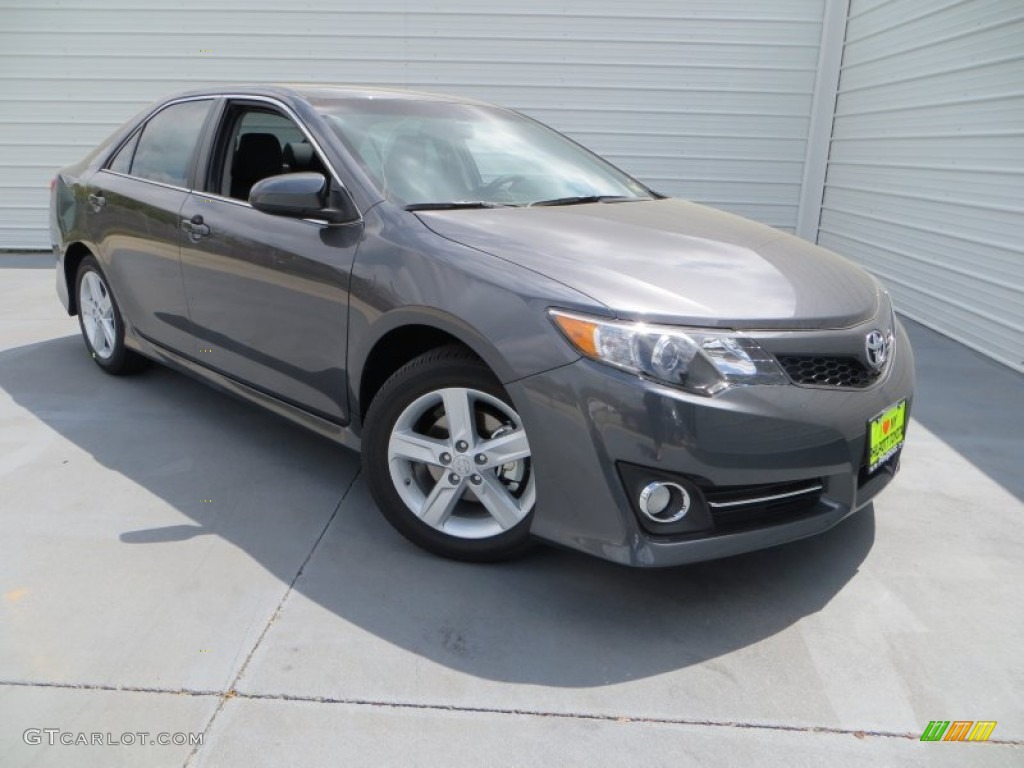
[[865, 330, 888, 370]]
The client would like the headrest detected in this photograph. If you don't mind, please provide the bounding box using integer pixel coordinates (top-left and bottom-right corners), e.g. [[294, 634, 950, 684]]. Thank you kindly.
[[233, 133, 283, 182], [283, 141, 315, 171]]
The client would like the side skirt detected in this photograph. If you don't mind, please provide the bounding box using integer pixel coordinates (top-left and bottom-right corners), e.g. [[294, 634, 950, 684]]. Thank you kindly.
[[126, 332, 363, 453]]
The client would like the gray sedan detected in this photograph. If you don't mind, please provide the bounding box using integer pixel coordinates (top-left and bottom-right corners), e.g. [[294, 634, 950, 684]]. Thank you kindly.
[[50, 85, 914, 566]]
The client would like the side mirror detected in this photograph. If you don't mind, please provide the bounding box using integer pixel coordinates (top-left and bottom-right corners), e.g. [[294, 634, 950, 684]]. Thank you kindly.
[[249, 172, 359, 224]]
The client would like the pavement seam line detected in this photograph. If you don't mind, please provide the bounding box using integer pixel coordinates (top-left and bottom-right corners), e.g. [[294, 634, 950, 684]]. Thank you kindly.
[[181, 469, 361, 767], [3, 680, 1021, 747], [0, 679, 221, 697], [215, 692, 1024, 746]]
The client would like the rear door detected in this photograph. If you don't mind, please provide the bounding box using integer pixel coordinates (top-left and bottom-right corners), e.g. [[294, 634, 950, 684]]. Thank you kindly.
[[178, 100, 361, 423], [89, 98, 215, 353]]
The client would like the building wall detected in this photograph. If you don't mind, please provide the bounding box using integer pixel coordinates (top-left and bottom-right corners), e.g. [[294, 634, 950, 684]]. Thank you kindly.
[[818, 0, 1024, 373], [0, 0, 827, 248]]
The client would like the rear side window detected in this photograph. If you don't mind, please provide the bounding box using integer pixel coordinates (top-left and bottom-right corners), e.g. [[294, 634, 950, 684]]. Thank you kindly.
[[130, 100, 213, 187]]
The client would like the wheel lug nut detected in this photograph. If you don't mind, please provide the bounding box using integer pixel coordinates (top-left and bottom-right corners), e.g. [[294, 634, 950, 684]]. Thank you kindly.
[[474, 454, 487, 465], [448, 473, 461, 485], [470, 474, 482, 485], [455, 440, 468, 452], [439, 452, 452, 465]]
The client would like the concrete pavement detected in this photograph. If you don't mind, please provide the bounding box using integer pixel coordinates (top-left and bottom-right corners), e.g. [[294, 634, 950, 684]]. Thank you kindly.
[[1, 252, 1021, 766]]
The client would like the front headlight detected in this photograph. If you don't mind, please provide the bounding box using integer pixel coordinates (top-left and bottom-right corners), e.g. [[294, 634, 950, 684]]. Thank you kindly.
[[549, 309, 787, 395]]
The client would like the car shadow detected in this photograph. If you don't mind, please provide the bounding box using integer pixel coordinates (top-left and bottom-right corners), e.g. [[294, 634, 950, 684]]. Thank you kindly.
[[1, 334, 874, 687]]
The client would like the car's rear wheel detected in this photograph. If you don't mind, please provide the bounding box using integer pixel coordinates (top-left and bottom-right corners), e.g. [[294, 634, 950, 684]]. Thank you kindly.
[[363, 345, 535, 562], [75, 256, 146, 374]]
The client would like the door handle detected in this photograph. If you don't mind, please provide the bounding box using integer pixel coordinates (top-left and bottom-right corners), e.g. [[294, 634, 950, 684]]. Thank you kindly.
[[88, 193, 106, 211], [181, 214, 211, 239]]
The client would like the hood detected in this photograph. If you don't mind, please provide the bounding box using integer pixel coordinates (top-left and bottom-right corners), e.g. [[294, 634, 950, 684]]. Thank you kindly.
[[416, 198, 880, 330]]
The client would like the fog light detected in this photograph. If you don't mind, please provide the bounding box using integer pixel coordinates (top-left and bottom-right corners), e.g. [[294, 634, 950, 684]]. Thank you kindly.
[[638, 481, 690, 523]]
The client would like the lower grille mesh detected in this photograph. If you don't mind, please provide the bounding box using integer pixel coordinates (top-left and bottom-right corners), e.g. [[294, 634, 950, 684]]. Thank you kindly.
[[702, 479, 823, 530]]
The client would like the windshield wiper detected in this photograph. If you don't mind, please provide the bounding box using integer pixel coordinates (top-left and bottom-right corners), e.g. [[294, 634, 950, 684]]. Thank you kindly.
[[529, 195, 641, 207], [404, 201, 516, 211]]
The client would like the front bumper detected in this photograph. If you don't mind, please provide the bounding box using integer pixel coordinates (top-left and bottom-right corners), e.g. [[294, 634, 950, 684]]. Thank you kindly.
[[507, 323, 915, 567]]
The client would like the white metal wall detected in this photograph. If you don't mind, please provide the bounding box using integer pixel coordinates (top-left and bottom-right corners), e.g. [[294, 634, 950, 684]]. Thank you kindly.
[[817, 0, 1024, 373], [0, 0, 827, 249]]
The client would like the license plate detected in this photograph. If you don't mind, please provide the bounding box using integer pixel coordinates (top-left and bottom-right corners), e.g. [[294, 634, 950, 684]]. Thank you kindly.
[[867, 400, 906, 472]]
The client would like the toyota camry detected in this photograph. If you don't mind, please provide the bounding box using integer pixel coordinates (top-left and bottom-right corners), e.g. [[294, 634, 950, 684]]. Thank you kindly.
[[50, 85, 914, 566]]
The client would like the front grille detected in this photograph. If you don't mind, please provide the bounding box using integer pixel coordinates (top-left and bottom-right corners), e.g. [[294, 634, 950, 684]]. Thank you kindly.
[[777, 355, 881, 388], [702, 479, 824, 530]]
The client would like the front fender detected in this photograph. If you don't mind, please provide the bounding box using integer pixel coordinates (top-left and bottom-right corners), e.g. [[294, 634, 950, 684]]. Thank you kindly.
[[349, 305, 516, 392], [346, 205, 603, 418]]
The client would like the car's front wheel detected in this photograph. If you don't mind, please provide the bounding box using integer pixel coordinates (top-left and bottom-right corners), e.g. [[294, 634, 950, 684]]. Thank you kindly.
[[75, 255, 146, 374], [363, 346, 535, 562]]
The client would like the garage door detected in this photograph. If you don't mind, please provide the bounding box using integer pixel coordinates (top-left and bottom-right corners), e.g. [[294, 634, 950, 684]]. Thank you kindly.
[[818, 0, 1024, 373]]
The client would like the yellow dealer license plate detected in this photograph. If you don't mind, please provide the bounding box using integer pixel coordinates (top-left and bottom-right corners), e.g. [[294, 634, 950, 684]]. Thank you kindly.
[[867, 400, 906, 472]]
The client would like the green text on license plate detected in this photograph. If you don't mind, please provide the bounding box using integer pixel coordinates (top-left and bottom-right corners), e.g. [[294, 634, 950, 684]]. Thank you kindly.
[[868, 400, 906, 472]]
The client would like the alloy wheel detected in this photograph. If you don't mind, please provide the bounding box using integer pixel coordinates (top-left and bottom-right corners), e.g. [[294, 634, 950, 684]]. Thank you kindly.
[[79, 270, 116, 360], [387, 386, 535, 539]]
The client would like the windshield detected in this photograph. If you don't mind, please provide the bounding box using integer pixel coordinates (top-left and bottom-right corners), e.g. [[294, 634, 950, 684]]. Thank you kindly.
[[315, 98, 653, 208]]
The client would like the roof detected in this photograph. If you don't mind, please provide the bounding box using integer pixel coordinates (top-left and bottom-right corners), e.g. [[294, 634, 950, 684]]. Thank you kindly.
[[166, 83, 490, 107]]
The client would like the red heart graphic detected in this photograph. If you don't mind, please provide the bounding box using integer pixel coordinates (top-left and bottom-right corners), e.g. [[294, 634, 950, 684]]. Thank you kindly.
[[882, 419, 890, 434]]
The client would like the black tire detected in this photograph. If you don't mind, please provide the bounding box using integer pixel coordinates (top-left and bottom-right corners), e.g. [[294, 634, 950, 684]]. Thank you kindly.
[[75, 255, 147, 375], [363, 345, 535, 562]]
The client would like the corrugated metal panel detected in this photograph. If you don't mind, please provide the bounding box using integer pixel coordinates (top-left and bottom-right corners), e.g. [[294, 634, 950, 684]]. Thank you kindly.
[[819, 0, 1024, 373], [0, 0, 827, 248]]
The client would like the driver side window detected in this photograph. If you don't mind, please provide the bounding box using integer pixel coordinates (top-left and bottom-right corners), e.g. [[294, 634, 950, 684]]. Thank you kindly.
[[213, 107, 326, 201]]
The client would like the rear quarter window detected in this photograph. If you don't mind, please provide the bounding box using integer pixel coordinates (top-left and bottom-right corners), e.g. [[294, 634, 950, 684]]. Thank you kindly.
[[107, 131, 139, 174]]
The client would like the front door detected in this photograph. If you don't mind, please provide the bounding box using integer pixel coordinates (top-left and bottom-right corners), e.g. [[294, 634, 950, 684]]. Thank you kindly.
[[179, 104, 360, 423]]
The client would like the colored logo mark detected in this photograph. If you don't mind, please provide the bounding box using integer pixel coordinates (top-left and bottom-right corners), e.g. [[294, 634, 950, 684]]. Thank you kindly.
[[920, 720, 996, 742]]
